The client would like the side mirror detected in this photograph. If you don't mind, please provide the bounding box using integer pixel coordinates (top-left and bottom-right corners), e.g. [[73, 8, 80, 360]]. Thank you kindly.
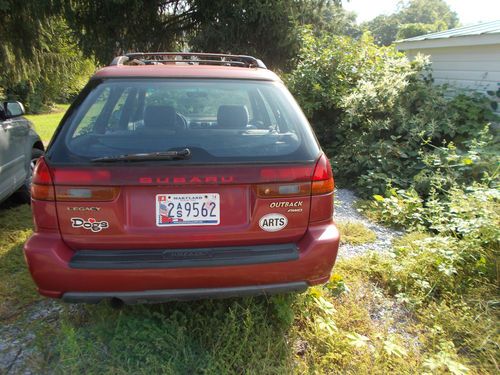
[[3, 101, 25, 119]]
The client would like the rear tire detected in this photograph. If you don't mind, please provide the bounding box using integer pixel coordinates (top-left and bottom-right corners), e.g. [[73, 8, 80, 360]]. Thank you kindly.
[[109, 298, 125, 309], [15, 148, 44, 203]]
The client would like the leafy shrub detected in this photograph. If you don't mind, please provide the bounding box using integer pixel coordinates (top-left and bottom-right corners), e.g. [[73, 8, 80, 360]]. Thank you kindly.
[[287, 28, 497, 197], [418, 297, 499, 373], [356, 177, 499, 372], [350, 120, 499, 372], [366, 180, 499, 281], [367, 184, 499, 243], [291, 272, 422, 374], [390, 235, 481, 304], [288, 26, 499, 373], [370, 188, 425, 229]]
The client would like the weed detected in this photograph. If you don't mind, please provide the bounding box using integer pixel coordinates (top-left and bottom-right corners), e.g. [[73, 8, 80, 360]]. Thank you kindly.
[[38, 297, 295, 374], [337, 220, 377, 245]]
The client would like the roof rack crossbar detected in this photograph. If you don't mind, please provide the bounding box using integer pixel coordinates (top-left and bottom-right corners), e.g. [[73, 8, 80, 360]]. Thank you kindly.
[[134, 59, 247, 66], [110, 52, 267, 69]]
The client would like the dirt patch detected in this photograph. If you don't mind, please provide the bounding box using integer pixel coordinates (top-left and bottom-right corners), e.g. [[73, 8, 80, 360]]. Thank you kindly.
[[0, 300, 64, 374]]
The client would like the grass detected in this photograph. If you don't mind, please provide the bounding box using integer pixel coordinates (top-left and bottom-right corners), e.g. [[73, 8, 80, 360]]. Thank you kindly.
[[0, 103, 69, 316], [25, 104, 69, 144], [31, 265, 429, 374], [37, 298, 295, 374], [1, 200, 497, 373], [0, 202, 41, 321], [0, 200, 424, 374], [0, 104, 68, 319], [1, 195, 497, 373], [337, 220, 377, 245]]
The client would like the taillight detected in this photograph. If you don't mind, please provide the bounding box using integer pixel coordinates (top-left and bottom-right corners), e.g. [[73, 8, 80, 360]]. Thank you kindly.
[[31, 159, 119, 202], [31, 184, 55, 201], [54, 186, 119, 201], [255, 182, 311, 198], [259, 166, 313, 182], [31, 157, 58, 231], [31, 157, 55, 201], [310, 153, 334, 222], [312, 154, 334, 195], [31, 159, 118, 233], [255, 164, 316, 198], [52, 168, 111, 184]]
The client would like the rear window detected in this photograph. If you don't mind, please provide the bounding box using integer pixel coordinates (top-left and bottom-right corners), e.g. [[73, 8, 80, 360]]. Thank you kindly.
[[48, 79, 320, 164]]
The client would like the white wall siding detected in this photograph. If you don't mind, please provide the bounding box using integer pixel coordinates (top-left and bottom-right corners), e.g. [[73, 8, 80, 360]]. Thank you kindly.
[[404, 44, 500, 114]]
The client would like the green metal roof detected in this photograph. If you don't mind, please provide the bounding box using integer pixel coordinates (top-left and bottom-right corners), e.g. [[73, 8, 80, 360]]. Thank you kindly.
[[397, 20, 500, 42]]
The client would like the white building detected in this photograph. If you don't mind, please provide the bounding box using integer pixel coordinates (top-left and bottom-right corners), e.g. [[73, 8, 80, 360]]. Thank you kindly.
[[396, 20, 500, 114]]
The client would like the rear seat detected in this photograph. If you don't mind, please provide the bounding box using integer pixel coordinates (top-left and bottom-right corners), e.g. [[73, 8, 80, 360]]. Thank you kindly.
[[217, 105, 249, 129]]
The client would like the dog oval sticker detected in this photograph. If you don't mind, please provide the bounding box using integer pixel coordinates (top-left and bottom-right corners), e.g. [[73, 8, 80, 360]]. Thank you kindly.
[[259, 213, 288, 232]]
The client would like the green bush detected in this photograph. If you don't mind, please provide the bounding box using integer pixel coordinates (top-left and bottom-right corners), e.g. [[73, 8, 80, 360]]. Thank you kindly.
[[390, 235, 486, 303], [287, 28, 497, 197], [287, 26, 500, 372], [356, 167, 499, 371]]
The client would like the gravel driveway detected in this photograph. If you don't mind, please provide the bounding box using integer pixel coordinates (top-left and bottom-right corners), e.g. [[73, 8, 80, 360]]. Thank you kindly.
[[334, 188, 402, 258]]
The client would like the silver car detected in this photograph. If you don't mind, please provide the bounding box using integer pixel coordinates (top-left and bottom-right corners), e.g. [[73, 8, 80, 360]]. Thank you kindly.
[[0, 101, 44, 203]]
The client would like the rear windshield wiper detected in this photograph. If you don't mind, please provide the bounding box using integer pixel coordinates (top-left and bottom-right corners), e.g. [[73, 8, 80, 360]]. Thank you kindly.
[[91, 148, 191, 162]]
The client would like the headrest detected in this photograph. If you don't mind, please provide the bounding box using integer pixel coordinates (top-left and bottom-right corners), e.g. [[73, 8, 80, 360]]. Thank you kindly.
[[217, 105, 249, 129], [144, 105, 177, 130]]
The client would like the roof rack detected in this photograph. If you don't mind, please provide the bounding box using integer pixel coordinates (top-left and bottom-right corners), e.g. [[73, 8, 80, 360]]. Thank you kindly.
[[110, 52, 267, 69]]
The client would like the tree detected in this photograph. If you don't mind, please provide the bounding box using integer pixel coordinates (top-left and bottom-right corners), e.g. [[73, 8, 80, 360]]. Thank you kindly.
[[362, 14, 401, 46], [190, 0, 297, 70], [304, 2, 362, 38], [64, 0, 197, 65], [397, 0, 459, 27], [396, 21, 446, 40], [0, 0, 60, 82], [363, 0, 459, 45], [0, 1, 95, 112], [64, 0, 343, 69], [1, 0, 354, 108], [189, 0, 341, 70], [2, 17, 95, 112]]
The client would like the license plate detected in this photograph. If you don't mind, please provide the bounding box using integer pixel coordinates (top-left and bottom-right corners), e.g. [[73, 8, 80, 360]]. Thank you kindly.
[[156, 193, 220, 226]]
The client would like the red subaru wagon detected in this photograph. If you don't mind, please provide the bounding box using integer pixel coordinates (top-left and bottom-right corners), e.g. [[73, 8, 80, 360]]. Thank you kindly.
[[24, 52, 340, 304]]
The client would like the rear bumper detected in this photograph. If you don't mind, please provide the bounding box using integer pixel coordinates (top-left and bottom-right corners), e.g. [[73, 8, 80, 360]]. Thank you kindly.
[[62, 282, 308, 304], [69, 243, 300, 269], [23, 219, 339, 302]]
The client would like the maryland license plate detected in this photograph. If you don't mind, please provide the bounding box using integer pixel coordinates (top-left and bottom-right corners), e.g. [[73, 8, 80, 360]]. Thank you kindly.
[[156, 193, 220, 226]]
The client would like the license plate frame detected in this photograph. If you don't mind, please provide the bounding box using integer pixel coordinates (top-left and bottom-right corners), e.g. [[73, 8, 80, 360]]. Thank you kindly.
[[156, 193, 220, 227]]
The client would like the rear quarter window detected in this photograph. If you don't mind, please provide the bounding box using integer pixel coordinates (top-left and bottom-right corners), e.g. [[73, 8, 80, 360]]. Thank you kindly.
[[48, 79, 320, 164]]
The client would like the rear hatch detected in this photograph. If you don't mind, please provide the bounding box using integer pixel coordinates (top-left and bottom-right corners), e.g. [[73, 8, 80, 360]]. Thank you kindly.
[[49, 163, 317, 250], [45, 78, 324, 250]]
